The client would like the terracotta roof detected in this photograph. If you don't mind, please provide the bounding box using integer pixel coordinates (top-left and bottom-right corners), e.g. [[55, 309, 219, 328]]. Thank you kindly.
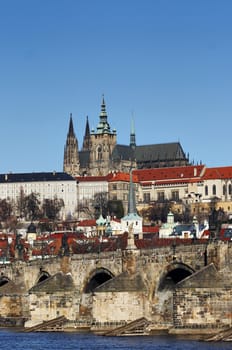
[[133, 165, 205, 182], [76, 175, 108, 182], [202, 166, 232, 180], [108, 172, 139, 183], [143, 226, 159, 233], [77, 219, 96, 227]]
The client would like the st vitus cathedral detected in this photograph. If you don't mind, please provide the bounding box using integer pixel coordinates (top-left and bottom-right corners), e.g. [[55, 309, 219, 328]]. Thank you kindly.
[[63, 97, 190, 177]]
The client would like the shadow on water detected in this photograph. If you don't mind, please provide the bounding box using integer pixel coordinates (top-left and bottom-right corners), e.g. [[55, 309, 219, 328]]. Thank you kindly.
[[0, 330, 232, 350]]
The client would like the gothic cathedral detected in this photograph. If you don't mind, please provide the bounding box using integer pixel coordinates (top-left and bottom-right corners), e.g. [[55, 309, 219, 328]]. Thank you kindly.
[[63, 97, 190, 177]]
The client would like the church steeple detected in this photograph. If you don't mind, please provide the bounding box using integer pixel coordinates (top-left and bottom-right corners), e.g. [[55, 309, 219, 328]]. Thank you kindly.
[[82, 116, 90, 150], [128, 169, 137, 215], [68, 114, 75, 136], [63, 113, 80, 176], [96, 95, 111, 134], [121, 169, 143, 237], [130, 118, 136, 149]]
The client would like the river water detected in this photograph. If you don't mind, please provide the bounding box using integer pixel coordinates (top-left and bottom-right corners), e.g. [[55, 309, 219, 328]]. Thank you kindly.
[[0, 330, 232, 350]]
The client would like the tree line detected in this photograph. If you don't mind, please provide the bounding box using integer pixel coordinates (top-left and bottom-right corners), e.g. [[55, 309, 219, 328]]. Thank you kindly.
[[0, 190, 64, 223]]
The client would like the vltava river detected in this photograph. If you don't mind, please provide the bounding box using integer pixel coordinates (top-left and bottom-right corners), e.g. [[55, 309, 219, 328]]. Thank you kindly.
[[0, 330, 232, 350]]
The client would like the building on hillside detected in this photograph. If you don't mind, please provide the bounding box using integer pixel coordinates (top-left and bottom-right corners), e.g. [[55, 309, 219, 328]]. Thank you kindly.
[[134, 165, 206, 205], [201, 167, 232, 203], [134, 165, 232, 207], [75, 165, 232, 223], [159, 212, 208, 239], [108, 172, 139, 213], [76, 175, 109, 218], [63, 96, 190, 177], [0, 172, 78, 219], [135, 165, 232, 219]]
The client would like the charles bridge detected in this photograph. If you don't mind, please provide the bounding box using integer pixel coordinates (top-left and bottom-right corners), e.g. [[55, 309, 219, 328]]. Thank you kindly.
[[0, 234, 231, 336]]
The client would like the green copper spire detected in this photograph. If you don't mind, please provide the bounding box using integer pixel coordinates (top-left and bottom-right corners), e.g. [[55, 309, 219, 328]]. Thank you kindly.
[[96, 95, 111, 134]]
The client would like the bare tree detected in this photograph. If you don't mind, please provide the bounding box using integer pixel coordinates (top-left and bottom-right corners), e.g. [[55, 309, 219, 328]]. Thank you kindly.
[[42, 196, 64, 220], [24, 192, 41, 221], [16, 186, 26, 219], [0, 198, 13, 221], [92, 192, 108, 218]]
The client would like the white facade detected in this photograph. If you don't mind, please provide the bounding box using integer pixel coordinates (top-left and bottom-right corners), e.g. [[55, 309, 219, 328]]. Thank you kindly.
[[77, 177, 109, 203], [0, 173, 78, 219]]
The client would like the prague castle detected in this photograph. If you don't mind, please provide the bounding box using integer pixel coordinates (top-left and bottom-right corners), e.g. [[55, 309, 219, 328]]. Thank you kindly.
[[63, 97, 190, 177]]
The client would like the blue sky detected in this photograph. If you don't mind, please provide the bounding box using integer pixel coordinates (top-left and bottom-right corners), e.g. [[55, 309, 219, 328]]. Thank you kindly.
[[0, 0, 232, 173]]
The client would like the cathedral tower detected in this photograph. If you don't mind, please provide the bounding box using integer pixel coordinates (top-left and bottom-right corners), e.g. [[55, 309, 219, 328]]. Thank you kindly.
[[63, 114, 80, 176], [89, 96, 117, 176]]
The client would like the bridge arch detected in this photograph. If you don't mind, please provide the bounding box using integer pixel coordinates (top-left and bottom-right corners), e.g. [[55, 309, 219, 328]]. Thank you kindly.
[[0, 275, 10, 287], [157, 262, 195, 292], [36, 270, 50, 284], [84, 267, 114, 293]]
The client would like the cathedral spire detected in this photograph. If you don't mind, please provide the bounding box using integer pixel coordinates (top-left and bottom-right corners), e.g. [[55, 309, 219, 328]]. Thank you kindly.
[[85, 115, 90, 136], [100, 95, 107, 121], [130, 118, 136, 149], [82, 116, 90, 150], [96, 95, 111, 134], [63, 113, 80, 176], [68, 113, 75, 136]]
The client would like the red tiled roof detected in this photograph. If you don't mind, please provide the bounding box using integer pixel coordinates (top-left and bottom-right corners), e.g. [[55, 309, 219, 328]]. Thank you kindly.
[[202, 166, 232, 180], [108, 172, 139, 183], [76, 175, 109, 182], [78, 219, 96, 227], [143, 226, 159, 233], [133, 165, 205, 182]]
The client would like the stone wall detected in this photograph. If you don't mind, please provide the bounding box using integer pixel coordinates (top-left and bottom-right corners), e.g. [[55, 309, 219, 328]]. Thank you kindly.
[[173, 263, 232, 330], [25, 291, 80, 327], [174, 288, 232, 329], [92, 291, 148, 323]]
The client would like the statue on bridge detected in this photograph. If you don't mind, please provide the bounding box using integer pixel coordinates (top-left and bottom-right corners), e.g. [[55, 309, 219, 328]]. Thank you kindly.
[[60, 232, 70, 256], [126, 223, 137, 250]]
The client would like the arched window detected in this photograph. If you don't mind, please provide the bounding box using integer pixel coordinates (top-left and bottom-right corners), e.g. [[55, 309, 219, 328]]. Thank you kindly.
[[229, 184, 232, 195], [223, 185, 226, 195], [97, 145, 102, 161], [205, 185, 208, 196], [212, 184, 216, 196]]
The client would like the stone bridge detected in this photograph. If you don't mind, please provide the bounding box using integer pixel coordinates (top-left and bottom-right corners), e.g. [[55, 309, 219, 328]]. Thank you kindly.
[[0, 240, 231, 334]]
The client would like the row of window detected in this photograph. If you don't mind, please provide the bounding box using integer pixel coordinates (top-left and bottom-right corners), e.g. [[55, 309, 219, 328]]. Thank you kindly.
[[142, 185, 232, 202], [205, 184, 232, 196], [143, 191, 179, 203]]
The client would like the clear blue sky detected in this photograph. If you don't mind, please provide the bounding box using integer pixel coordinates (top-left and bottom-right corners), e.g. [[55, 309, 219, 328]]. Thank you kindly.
[[0, 0, 232, 173]]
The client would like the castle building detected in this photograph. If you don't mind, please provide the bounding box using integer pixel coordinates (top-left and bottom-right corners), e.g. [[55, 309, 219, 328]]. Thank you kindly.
[[63, 97, 190, 177], [0, 172, 77, 219]]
